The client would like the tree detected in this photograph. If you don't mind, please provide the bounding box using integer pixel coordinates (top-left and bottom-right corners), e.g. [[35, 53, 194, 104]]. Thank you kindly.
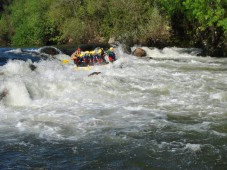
[[101, 0, 170, 45], [182, 0, 226, 55], [157, 0, 226, 55], [0, 0, 13, 46], [10, 0, 53, 46]]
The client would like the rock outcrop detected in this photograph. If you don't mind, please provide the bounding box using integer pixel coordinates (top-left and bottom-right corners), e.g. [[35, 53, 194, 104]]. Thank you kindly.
[[108, 37, 120, 47]]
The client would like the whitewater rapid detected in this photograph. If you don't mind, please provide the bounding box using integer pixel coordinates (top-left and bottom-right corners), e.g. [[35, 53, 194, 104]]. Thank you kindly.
[[0, 46, 227, 169]]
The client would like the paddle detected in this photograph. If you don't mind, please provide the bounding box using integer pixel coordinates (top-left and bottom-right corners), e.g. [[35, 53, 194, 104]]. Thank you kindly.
[[61, 59, 71, 64]]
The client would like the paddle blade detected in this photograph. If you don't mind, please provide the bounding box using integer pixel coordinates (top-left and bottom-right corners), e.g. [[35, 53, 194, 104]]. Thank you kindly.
[[62, 59, 71, 64]]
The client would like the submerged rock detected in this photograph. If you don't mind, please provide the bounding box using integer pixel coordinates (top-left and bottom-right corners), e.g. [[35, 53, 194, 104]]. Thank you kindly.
[[132, 48, 146, 57], [29, 64, 37, 71], [0, 89, 8, 100]]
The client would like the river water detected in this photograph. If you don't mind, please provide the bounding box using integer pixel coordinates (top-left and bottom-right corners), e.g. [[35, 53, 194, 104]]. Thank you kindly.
[[0, 46, 227, 169]]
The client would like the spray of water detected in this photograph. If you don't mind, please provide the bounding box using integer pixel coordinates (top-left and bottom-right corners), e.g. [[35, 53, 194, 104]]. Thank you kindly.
[[0, 46, 227, 145]]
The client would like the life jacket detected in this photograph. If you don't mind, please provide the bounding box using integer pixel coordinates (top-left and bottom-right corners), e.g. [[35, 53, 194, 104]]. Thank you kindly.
[[108, 51, 116, 62], [73, 57, 80, 65], [75, 51, 81, 57], [93, 55, 98, 63], [71, 50, 81, 59], [83, 54, 89, 64]]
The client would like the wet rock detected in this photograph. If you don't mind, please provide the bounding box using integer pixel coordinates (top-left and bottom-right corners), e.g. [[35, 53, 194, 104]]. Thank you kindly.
[[0, 89, 8, 100], [39, 46, 61, 56], [29, 64, 37, 71], [121, 44, 132, 54], [88, 72, 101, 77], [132, 48, 146, 57]]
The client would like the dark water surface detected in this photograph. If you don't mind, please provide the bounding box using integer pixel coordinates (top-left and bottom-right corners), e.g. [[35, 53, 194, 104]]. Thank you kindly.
[[1, 127, 227, 169]]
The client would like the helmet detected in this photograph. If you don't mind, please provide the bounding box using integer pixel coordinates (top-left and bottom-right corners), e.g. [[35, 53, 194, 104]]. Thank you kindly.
[[98, 49, 102, 53], [109, 47, 114, 51]]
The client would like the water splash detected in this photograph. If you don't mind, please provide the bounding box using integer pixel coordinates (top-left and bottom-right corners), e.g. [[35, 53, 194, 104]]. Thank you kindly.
[[0, 46, 227, 169]]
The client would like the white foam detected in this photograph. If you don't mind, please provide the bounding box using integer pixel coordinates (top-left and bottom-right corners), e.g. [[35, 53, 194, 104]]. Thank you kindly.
[[0, 46, 227, 141], [210, 92, 227, 102], [2, 59, 33, 75], [185, 143, 201, 152], [2, 77, 31, 106], [6, 48, 23, 54]]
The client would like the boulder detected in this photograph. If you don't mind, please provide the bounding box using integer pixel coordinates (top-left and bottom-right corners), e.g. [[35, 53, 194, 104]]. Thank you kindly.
[[29, 64, 37, 71], [132, 48, 146, 57], [39, 46, 61, 56]]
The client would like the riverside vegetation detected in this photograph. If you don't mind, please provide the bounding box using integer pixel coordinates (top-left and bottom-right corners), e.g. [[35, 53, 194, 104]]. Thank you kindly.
[[0, 0, 226, 56]]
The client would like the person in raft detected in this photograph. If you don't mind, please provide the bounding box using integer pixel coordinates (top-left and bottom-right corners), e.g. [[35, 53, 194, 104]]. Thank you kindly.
[[83, 51, 90, 65], [106, 47, 116, 63], [71, 48, 81, 65], [98, 48, 107, 64]]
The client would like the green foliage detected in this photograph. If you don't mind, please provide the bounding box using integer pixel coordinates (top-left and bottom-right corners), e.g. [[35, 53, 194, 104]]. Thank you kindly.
[[10, 0, 53, 46], [61, 18, 84, 42], [100, 0, 170, 43], [157, 0, 182, 15], [48, 0, 96, 43], [0, 15, 7, 36], [0, 0, 13, 45], [158, 0, 226, 32], [0, 0, 225, 54], [182, 0, 226, 30], [0, 0, 13, 11], [1, 0, 171, 46], [139, 7, 171, 43], [156, 0, 226, 53]]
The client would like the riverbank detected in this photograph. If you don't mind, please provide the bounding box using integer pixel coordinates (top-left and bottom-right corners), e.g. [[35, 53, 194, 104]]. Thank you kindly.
[[55, 40, 226, 58], [1, 37, 226, 58]]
